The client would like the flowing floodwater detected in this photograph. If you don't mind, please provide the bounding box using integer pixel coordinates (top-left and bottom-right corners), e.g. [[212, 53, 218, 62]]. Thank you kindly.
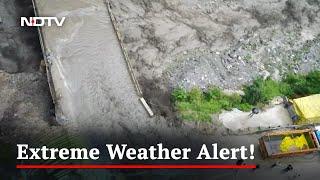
[[32, 0, 171, 137]]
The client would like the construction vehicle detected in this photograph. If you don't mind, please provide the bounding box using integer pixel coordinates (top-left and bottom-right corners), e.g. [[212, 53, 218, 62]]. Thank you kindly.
[[259, 129, 320, 159], [284, 94, 320, 125]]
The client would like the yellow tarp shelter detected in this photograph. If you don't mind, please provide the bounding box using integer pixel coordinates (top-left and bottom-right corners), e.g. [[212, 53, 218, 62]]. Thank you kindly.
[[292, 94, 320, 125]]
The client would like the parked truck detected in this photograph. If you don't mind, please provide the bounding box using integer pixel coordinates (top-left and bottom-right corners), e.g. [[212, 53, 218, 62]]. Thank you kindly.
[[259, 129, 320, 159], [284, 94, 320, 125]]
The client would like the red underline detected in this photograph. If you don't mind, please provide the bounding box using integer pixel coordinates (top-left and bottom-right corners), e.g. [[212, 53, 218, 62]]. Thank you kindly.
[[16, 164, 256, 169]]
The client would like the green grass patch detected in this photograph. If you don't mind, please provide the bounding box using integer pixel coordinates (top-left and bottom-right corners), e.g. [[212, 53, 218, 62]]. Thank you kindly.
[[242, 77, 289, 105], [172, 87, 253, 122], [172, 70, 320, 122]]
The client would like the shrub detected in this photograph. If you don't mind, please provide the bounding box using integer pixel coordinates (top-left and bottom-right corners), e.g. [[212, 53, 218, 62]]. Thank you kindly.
[[236, 103, 253, 112], [242, 78, 265, 105], [171, 88, 188, 102], [283, 73, 308, 97], [204, 87, 222, 100], [172, 87, 252, 121], [282, 71, 320, 97], [172, 70, 320, 122], [242, 77, 285, 105], [188, 87, 203, 103], [305, 71, 320, 94]]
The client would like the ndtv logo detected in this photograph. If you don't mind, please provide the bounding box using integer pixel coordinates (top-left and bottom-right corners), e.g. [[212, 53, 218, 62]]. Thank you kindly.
[[21, 17, 66, 27]]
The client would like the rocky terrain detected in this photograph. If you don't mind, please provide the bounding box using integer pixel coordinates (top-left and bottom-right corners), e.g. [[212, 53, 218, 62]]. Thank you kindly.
[[0, 72, 55, 141], [0, 1, 319, 178], [0, 0, 42, 73], [0, 0, 54, 142], [1, 0, 320, 140], [110, 0, 320, 116]]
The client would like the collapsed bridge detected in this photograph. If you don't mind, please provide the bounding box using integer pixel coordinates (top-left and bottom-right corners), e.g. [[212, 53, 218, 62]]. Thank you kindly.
[[31, 0, 155, 133]]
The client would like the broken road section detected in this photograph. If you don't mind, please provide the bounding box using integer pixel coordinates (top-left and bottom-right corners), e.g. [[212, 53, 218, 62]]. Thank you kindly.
[[32, 0, 161, 135]]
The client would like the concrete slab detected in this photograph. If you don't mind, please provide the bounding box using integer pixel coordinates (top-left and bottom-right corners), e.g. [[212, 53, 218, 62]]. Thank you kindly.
[[32, 0, 153, 134], [219, 105, 293, 131]]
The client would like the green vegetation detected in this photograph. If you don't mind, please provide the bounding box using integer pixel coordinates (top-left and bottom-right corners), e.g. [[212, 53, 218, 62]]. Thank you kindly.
[[172, 87, 252, 122], [172, 70, 320, 122], [242, 77, 289, 105], [283, 71, 320, 97]]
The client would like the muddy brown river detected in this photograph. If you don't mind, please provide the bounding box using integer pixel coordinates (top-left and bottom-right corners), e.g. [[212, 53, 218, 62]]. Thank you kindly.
[[32, 0, 165, 136]]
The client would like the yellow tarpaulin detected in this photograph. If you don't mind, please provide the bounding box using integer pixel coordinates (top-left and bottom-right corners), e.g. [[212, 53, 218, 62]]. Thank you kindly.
[[280, 134, 309, 152], [293, 94, 320, 125]]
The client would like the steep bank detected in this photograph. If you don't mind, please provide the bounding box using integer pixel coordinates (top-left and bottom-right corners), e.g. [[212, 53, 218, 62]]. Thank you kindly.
[[0, 0, 54, 142], [110, 0, 320, 118]]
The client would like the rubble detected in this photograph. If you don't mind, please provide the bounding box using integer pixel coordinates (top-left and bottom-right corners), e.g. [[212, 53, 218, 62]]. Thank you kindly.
[[110, 0, 320, 117], [0, 71, 54, 142], [0, 0, 319, 140], [0, 0, 53, 142]]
